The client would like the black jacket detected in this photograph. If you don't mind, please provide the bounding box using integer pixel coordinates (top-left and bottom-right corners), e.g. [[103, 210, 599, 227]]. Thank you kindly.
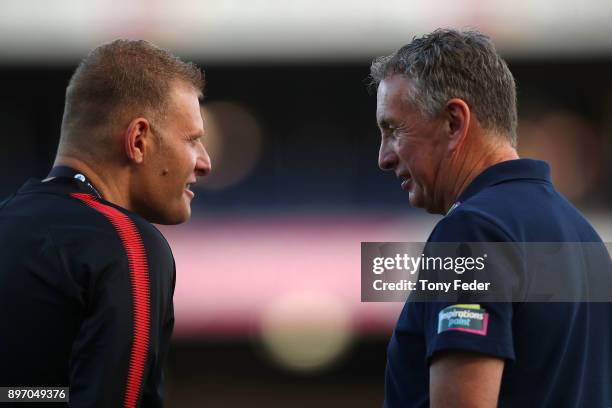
[[0, 168, 175, 407]]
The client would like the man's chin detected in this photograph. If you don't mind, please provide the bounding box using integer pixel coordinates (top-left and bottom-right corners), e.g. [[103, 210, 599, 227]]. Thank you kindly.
[[163, 209, 190, 225], [408, 193, 424, 209], [143, 207, 190, 225], [409, 193, 441, 215]]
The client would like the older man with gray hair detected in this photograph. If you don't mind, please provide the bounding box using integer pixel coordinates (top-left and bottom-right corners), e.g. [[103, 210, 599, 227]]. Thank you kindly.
[[372, 29, 611, 407]]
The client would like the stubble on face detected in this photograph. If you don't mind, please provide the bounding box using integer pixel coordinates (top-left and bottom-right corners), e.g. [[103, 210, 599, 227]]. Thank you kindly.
[[137, 82, 205, 224], [377, 75, 450, 214]]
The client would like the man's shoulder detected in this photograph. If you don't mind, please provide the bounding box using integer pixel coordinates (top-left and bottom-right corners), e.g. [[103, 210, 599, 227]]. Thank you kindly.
[[2, 187, 170, 253], [432, 180, 601, 242], [2, 187, 108, 230], [67, 193, 172, 253], [430, 205, 514, 242]]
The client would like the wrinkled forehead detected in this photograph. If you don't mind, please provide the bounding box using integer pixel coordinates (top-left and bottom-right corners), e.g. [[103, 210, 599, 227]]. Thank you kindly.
[[376, 75, 410, 120], [377, 74, 410, 103]]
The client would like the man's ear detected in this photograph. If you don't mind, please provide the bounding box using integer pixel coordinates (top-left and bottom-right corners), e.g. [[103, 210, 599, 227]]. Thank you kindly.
[[445, 98, 471, 152], [124, 118, 151, 164]]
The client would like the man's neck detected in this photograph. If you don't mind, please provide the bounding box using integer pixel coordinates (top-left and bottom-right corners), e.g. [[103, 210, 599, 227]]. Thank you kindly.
[[441, 141, 519, 214], [53, 155, 131, 210]]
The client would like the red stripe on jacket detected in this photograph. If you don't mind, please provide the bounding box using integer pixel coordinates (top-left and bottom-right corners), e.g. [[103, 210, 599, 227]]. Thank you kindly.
[[72, 193, 150, 408]]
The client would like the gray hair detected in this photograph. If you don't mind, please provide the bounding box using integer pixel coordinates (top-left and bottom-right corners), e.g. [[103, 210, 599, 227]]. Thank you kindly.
[[370, 29, 517, 146]]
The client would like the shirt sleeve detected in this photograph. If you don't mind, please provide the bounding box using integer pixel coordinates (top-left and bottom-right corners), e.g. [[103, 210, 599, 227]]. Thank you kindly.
[[419, 208, 519, 363], [60, 217, 173, 407], [140, 262, 175, 408], [67, 252, 139, 407]]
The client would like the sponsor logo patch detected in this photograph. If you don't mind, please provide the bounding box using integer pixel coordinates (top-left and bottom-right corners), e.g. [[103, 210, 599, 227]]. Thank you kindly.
[[437, 304, 489, 336]]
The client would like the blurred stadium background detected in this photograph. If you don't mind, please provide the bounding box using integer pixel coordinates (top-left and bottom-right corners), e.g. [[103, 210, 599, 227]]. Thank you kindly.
[[1, 1, 611, 406]]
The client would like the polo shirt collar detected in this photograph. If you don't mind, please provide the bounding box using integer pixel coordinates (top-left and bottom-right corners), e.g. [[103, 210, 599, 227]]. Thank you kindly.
[[457, 159, 551, 204]]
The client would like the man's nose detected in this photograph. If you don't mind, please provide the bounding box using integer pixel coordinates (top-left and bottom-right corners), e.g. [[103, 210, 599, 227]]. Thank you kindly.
[[195, 141, 212, 177], [378, 142, 398, 171]]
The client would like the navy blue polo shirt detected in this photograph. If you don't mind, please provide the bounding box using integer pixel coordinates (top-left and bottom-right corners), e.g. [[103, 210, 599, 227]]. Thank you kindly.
[[384, 159, 612, 407]]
